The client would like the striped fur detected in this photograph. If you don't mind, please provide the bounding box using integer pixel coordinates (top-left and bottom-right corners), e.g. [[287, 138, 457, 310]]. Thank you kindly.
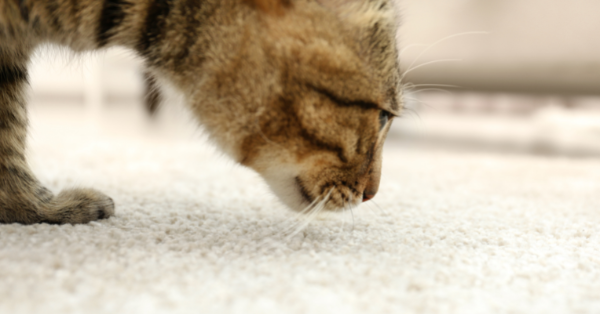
[[0, 0, 402, 223]]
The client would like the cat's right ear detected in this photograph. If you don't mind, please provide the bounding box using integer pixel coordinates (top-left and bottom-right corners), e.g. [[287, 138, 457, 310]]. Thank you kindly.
[[242, 0, 292, 15]]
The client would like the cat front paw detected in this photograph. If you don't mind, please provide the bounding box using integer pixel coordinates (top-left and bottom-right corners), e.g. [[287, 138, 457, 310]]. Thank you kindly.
[[44, 188, 115, 224]]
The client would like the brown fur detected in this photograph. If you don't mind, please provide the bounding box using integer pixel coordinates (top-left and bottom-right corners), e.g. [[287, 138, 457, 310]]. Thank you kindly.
[[242, 0, 291, 15], [0, 0, 402, 224]]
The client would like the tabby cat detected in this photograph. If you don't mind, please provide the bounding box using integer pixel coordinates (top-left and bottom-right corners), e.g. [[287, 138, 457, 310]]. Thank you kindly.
[[0, 0, 402, 224]]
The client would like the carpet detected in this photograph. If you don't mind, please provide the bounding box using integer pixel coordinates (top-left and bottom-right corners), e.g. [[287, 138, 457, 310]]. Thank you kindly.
[[1, 108, 600, 314]]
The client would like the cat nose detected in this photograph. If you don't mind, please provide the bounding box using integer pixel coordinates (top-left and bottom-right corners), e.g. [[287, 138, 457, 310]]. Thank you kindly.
[[362, 191, 376, 202], [362, 178, 379, 202]]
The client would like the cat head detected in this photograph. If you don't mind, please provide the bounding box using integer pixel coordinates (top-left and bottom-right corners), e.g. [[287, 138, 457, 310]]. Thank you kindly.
[[183, 0, 402, 212]]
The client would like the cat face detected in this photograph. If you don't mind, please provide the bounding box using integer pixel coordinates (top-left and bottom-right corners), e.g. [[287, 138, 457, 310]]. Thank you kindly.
[[186, 0, 401, 212]]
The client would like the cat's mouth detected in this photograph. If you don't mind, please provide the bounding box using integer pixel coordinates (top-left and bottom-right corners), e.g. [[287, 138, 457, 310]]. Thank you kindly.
[[293, 176, 364, 211], [251, 149, 381, 213]]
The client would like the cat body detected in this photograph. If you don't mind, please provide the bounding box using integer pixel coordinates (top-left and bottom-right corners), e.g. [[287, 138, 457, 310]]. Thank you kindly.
[[0, 0, 402, 224]]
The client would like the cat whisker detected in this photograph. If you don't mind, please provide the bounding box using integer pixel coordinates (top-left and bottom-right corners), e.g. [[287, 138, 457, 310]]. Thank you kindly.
[[337, 196, 356, 237], [282, 205, 319, 238], [408, 88, 454, 95], [401, 58, 463, 80], [402, 31, 489, 81], [292, 195, 322, 218], [399, 43, 427, 58], [370, 200, 394, 229], [281, 195, 322, 232], [403, 96, 438, 111], [339, 197, 352, 236], [400, 107, 423, 122], [284, 201, 323, 240], [285, 188, 333, 240], [364, 202, 381, 220], [362, 201, 379, 217], [404, 83, 462, 89], [370, 199, 388, 216]]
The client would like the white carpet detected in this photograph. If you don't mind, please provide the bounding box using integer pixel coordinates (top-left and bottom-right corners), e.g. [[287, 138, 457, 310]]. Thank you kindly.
[[1, 106, 600, 314]]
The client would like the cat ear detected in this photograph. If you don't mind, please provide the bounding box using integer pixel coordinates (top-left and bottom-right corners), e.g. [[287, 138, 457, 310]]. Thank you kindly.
[[242, 0, 292, 15]]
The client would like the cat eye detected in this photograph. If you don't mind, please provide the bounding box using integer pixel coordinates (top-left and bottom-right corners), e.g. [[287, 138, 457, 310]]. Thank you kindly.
[[379, 110, 391, 131]]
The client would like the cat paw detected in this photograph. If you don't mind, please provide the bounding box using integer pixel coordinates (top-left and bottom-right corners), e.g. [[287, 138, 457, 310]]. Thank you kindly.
[[44, 188, 115, 224]]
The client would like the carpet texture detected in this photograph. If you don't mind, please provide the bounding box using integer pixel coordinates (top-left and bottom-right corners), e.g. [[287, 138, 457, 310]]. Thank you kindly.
[[1, 118, 600, 314]]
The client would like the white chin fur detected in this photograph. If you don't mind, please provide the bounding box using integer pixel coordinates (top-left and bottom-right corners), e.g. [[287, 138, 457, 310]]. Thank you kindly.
[[260, 165, 307, 212], [259, 163, 363, 212]]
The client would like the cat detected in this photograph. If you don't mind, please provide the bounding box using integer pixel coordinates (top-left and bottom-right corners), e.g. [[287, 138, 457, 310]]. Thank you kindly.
[[0, 0, 402, 224]]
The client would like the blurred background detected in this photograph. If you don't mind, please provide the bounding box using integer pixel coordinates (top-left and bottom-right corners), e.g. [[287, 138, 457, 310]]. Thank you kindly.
[[396, 0, 600, 157], [27, 0, 600, 157]]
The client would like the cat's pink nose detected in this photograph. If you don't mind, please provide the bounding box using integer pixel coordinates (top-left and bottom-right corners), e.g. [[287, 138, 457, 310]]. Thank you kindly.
[[362, 192, 375, 202]]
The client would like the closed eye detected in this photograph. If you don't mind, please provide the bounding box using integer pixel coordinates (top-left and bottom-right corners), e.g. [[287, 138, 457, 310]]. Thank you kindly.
[[309, 85, 380, 111], [308, 84, 394, 131]]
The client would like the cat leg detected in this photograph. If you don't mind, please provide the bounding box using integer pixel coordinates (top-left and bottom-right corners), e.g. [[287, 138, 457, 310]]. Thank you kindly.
[[0, 47, 114, 224]]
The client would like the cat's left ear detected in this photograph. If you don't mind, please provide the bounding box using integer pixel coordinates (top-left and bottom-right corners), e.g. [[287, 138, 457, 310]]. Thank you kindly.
[[242, 0, 292, 15]]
